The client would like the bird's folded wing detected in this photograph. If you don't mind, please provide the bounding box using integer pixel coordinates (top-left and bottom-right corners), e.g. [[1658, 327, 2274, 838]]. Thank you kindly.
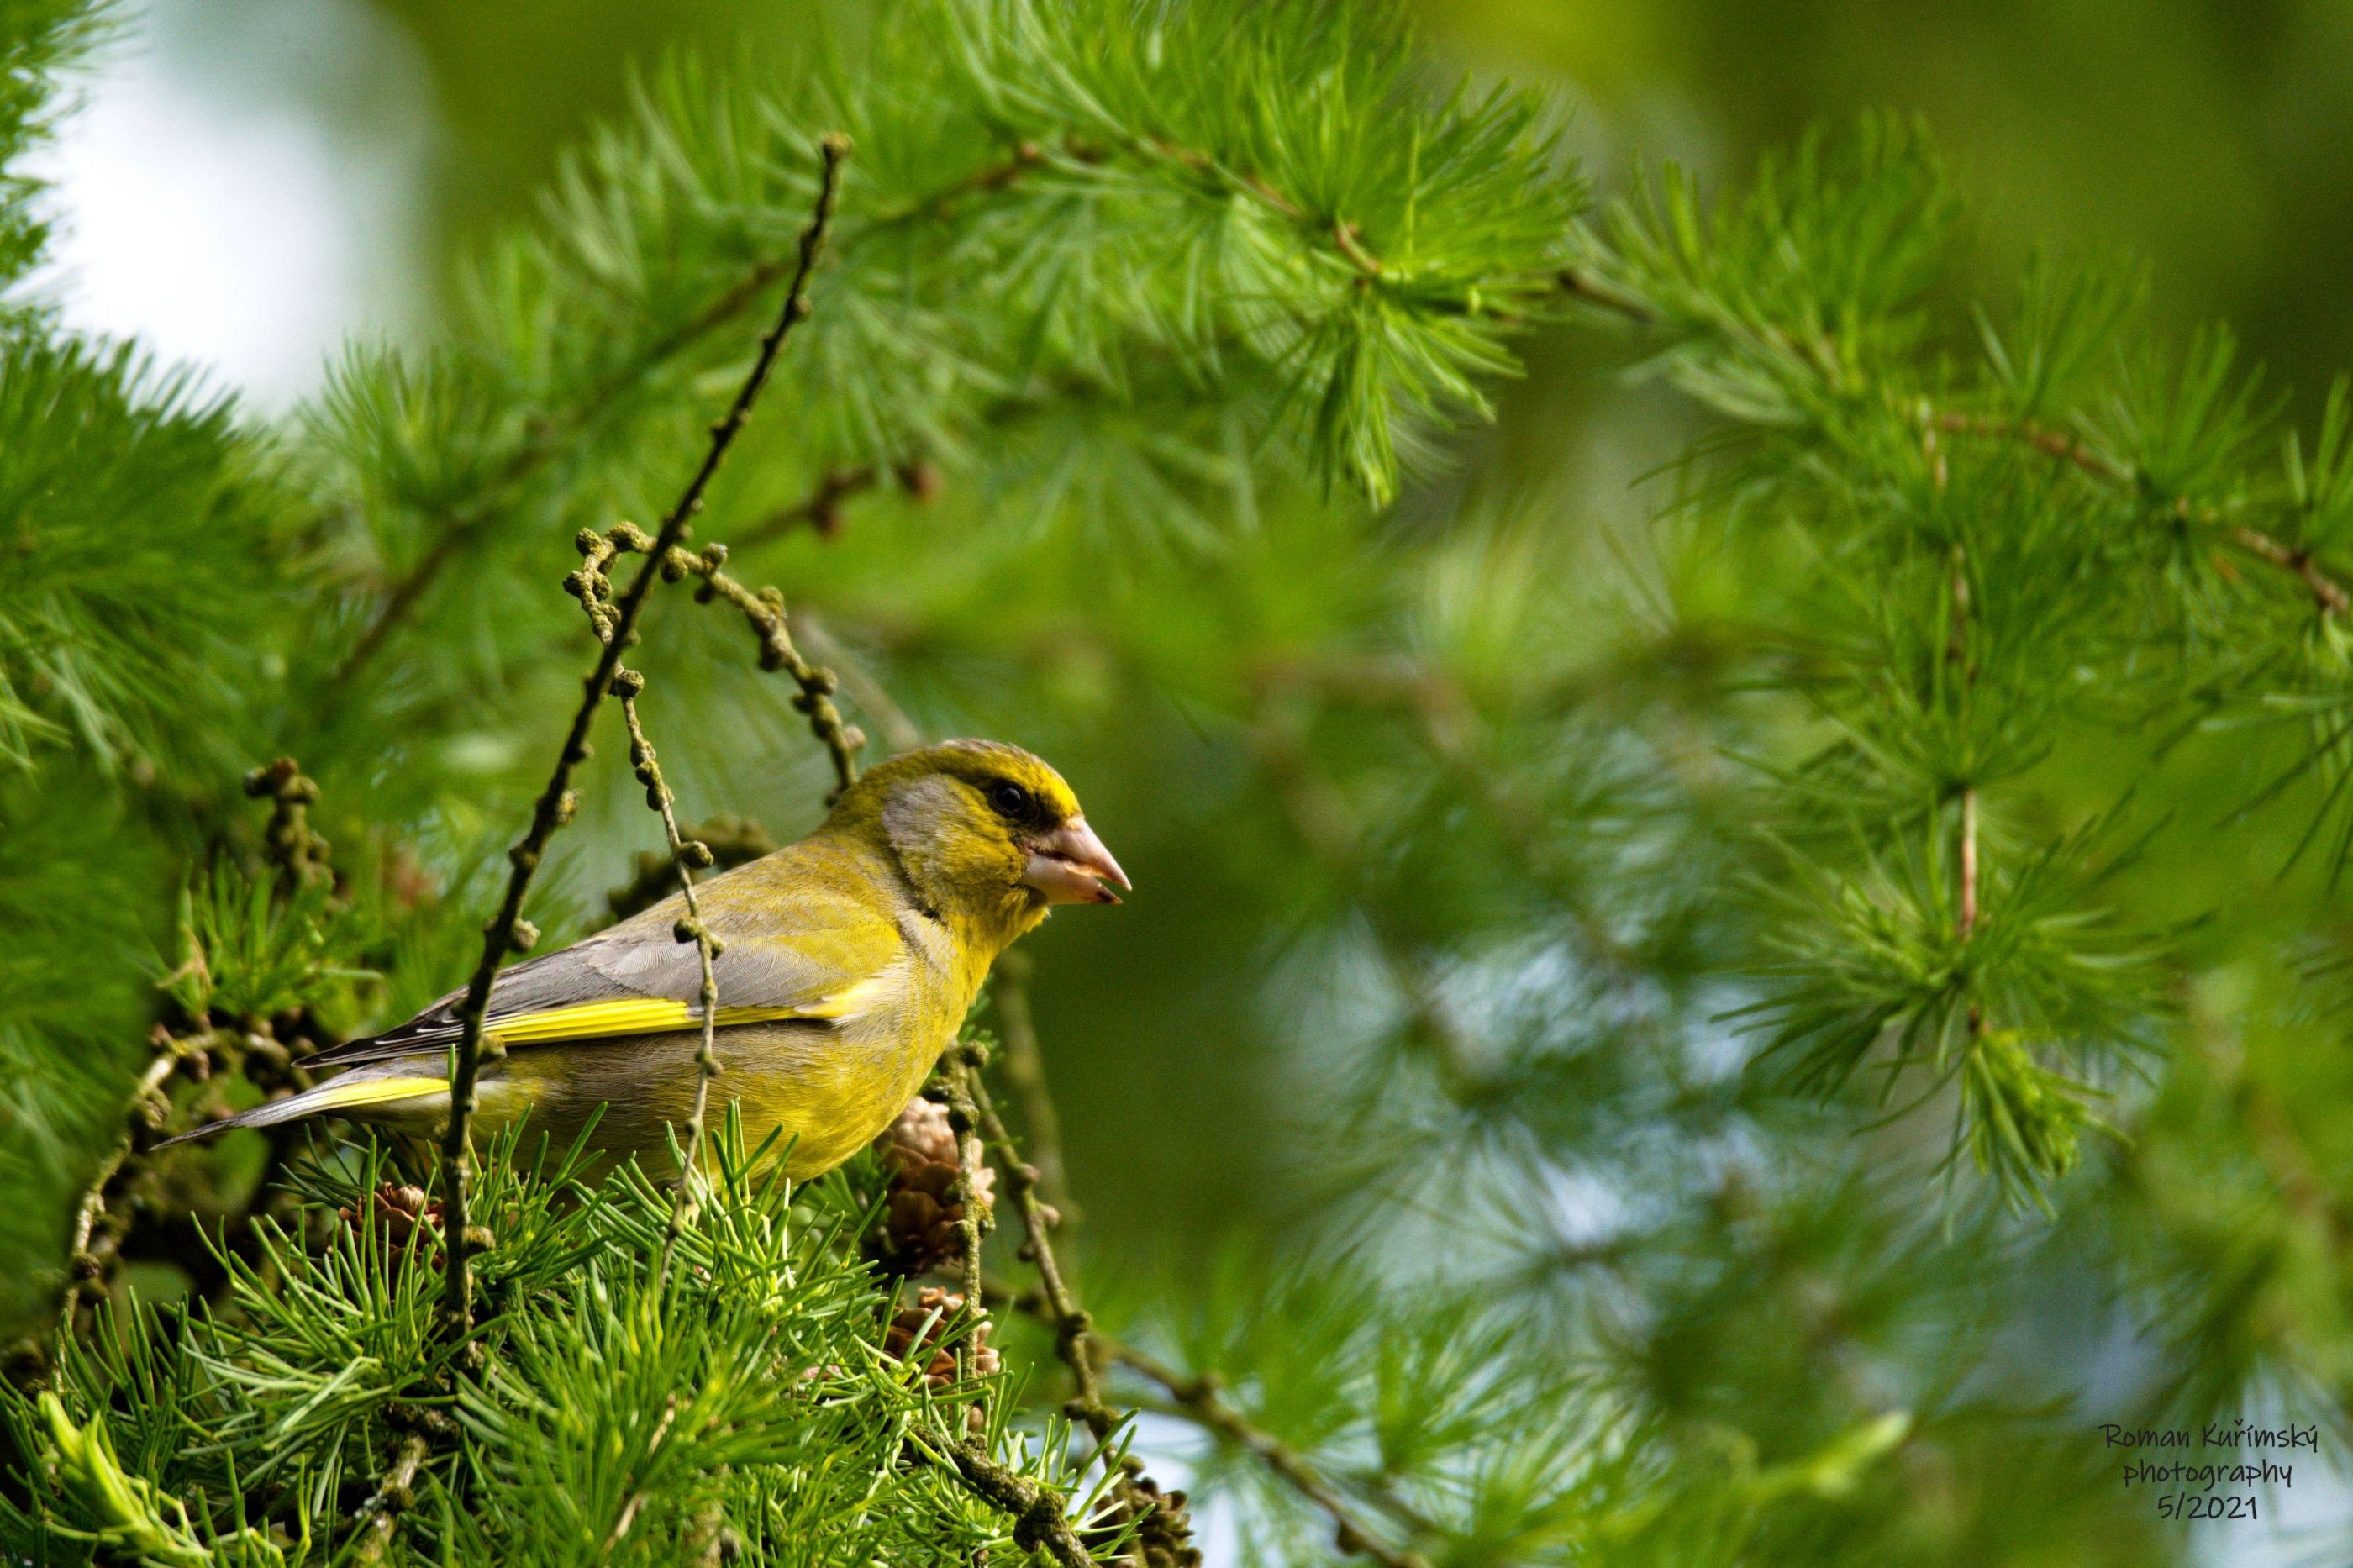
[[303, 881, 903, 1071]]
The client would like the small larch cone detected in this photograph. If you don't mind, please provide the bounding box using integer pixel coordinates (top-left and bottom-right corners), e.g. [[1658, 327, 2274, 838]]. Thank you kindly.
[[339, 1182, 443, 1263], [884, 1287, 1001, 1387], [869, 1097, 995, 1276], [1091, 1475, 1202, 1568]]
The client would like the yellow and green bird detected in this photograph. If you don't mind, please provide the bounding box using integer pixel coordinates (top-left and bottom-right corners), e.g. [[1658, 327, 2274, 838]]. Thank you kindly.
[[167, 740, 1128, 1177]]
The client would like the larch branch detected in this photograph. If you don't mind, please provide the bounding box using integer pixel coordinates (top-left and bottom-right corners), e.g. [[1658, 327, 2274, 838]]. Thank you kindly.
[[1561, 264, 2353, 618]]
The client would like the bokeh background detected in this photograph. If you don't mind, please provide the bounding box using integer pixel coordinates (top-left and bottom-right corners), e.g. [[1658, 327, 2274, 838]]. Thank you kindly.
[[39, 0, 2353, 412], [20, 3, 2353, 1562]]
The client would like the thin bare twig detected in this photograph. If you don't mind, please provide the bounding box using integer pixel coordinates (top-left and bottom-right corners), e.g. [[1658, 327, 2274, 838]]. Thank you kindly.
[[679, 547, 864, 799], [963, 1046, 1195, 1565], [2223, 522, 2353, 618], [988, 949, 1074, 1223], [1100, 1337, 1431, 1568], [735, 464, 880, 546], [798, 613, 924, 754], [562, 518, 764, 1275], [434, 134, 850, 1336], [959, 1046, 1111, 1438]]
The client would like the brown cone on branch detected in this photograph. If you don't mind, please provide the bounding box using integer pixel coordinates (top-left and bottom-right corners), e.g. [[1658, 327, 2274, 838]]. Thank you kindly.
[[1090, 1475, 1203, 1568], [339, 1182, 445, 1266], [867, 1097, 996, 1276], [883, 1286, 1002, 1387]]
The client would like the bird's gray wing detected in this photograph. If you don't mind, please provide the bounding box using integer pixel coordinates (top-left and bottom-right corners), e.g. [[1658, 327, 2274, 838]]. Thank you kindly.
[[303, 871, 899, 1071]]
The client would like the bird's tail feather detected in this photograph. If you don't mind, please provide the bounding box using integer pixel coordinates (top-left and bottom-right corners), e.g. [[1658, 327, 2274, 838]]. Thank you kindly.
[[154, 1074, 450, 1149]]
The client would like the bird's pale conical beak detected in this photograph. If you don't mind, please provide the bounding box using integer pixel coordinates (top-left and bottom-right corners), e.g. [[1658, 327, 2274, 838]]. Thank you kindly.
[[1022, 817, 1131, 905]]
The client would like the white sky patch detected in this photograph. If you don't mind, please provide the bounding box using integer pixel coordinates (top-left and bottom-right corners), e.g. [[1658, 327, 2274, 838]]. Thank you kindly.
[[2196, 1388, 2353, 1568], [1123, 1411, 1249, 1564], [19, 0, 435, 409]]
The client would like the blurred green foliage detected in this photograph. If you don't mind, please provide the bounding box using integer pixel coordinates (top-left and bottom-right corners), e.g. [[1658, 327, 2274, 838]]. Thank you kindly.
[[376, 0, 2353, 412]]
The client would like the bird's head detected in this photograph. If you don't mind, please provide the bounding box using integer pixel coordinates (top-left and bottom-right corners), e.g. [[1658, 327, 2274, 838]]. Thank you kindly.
[[829, 739, 1129, 950]]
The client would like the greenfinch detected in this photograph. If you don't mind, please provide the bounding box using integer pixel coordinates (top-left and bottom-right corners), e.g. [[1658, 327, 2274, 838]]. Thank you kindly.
[[167, 740, 1127, 1177]]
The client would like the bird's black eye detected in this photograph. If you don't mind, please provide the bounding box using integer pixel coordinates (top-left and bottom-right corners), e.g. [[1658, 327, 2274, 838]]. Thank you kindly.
[[987, 780, 1032, 818]]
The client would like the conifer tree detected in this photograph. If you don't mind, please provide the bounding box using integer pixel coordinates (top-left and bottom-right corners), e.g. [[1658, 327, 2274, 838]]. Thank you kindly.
[[4, 1, 2352, 1564]]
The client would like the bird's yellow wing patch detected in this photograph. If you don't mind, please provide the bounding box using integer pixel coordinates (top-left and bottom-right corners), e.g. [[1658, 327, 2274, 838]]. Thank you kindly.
[[296, 1075, 450, 1113], [482, 996, 854, 1048]]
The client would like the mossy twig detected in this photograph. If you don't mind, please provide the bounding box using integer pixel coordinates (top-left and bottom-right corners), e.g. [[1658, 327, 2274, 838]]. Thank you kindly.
[[680, 544, 865, 797], [797, 614, 924, 754], [242, 757, 330, 892], [49, 1040, 185, 1345], [941, 1440, 1093, 1568], [349, 1433, 429, 1564]]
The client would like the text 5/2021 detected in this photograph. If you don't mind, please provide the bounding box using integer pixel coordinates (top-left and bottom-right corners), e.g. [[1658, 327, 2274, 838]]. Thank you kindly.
[[2157, 1493, 2258, 1522]]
